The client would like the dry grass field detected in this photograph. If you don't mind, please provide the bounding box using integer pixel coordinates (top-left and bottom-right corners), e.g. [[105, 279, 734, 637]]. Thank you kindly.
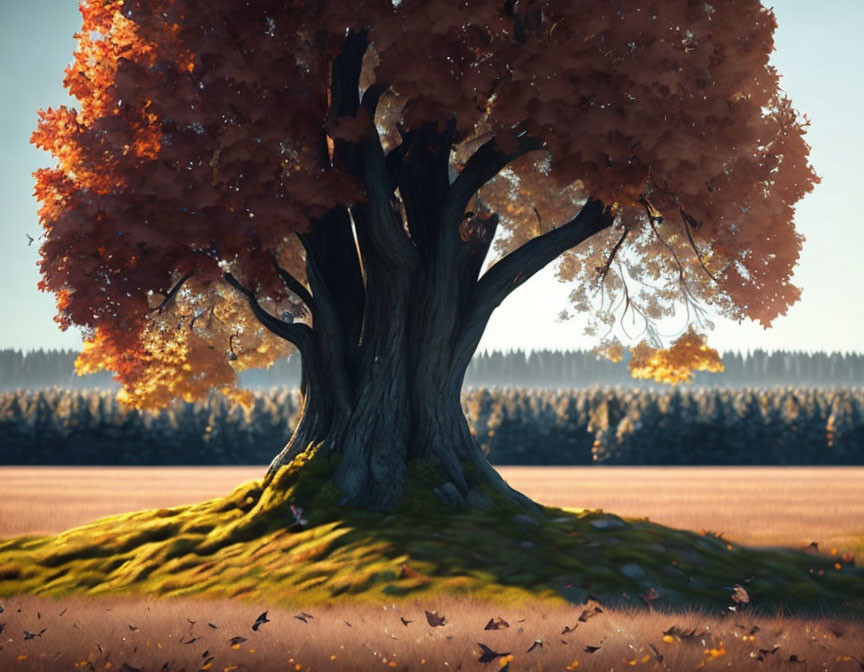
[[2, 593, 864, 672], [2, 466, 864, 671], [1, 466, 862, 552]]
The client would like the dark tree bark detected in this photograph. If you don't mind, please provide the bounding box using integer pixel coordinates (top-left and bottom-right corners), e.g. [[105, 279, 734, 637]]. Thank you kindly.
[[232, 32, 615, 512]]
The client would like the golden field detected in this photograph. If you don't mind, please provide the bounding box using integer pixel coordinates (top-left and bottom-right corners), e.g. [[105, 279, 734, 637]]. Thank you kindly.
[[2, 466, 862, 551], [2, 466, 864, 671], [2, 593, 864, 672]]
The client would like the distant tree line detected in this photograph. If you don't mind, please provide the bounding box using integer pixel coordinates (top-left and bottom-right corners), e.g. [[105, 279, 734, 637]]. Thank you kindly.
[[1, 387, 861, 466], [3, 347, 864, 390]]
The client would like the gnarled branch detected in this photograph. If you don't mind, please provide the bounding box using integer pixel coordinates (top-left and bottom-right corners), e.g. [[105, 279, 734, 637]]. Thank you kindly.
[[223, 272, 314, 352], [446, 132, 545, 219], [148, 271, 193, 314], [271, 257, 315, 316], [451, 199, 613, 378]]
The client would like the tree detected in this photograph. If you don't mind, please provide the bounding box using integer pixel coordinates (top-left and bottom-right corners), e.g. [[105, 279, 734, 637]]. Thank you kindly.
[[33, 0, 816, 510]]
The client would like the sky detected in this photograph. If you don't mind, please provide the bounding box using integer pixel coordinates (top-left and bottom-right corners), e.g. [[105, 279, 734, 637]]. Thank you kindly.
[[0, 1, 862, 356]]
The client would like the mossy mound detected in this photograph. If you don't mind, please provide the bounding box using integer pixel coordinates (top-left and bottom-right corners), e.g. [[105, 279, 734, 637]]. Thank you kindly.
[[1, 449, 862, 619]]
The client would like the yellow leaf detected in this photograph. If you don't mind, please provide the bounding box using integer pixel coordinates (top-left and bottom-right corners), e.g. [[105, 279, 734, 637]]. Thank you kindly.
[[704, 646, 727, 659], [662, 635, 675, 644], [628, 328, 723, 384]]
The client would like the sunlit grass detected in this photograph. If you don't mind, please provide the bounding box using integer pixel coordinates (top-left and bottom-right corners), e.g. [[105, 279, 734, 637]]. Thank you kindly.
[[1, 455, 862, 621], [2, 593, 864, 672]]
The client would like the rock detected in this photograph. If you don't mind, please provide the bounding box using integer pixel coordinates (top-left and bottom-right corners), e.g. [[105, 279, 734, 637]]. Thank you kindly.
[[521, 540, 536, 549], [619, 563, 647, 580], [512, 514, 542, 527], [662, 565, 690, 581], [466, 490, 494, 511], [591, 517, 626, 530], [434, 482, 467, 508]]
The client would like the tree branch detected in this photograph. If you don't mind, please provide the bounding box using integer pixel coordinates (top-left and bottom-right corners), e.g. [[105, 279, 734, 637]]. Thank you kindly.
[[223, 272, 314, 350], [459, 212, 500, 287], [446, 132, 545, 219], [356, 124, 419, 271], [397, 120, 457, 255], [271, 257, 315, 316], [596, 227, 629, 286], [476, 199, 612, 307], [148, 271, 193, 314], [327, 30, 370, 176], [329, 30, 368, 119], [451, 199, 613, 377], [361, 83, 388, 120]]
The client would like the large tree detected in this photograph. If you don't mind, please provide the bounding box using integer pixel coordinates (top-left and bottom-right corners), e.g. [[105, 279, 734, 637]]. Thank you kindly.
[[34, 0, 816, 510]]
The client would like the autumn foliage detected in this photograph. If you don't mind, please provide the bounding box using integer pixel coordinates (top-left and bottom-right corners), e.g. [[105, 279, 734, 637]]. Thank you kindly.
[[33, 0, 816, 407]]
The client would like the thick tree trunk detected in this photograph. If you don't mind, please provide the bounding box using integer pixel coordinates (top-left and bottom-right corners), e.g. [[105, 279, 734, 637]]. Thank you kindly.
[[253, 201, 612, 512], [243, 32, 613, 515], [262, 274, 538, 513]]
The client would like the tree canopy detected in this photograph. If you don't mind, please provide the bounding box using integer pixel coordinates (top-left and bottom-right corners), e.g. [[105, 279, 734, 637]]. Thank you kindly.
[[33, 0, 817, 408]]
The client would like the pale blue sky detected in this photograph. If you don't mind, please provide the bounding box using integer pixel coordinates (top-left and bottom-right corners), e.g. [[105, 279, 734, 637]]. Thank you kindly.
[[1, 1, 862, 355]]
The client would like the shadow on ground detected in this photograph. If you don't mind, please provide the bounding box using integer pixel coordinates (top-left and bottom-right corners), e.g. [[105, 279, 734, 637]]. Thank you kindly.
[[1, 451, 862, 622]]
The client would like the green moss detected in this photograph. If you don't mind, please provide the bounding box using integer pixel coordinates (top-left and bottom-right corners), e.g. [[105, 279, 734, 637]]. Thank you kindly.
[[397, 458, 448, 515], [0, 480, 862, 619]]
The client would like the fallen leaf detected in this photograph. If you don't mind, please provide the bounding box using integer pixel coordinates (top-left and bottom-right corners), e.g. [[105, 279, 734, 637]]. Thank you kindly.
[[731, 585, 750, 604], [663, 625, 697, 639], [23, 628, 47, 640], [425, 610, 446, 627], [478, 643, 509, 664], [252, 612, 270, 631], [484, 618, 509, 630], [577, 608, 601, 623]]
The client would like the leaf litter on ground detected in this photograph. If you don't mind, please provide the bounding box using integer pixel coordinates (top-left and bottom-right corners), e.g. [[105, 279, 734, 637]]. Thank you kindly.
[[0, 594, 863, 671]]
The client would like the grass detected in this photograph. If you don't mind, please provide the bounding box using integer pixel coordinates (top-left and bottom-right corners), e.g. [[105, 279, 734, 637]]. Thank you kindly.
[[1, 450, 863, 623], [3, 593, 864, 671], [3, 466, 864, 554]]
